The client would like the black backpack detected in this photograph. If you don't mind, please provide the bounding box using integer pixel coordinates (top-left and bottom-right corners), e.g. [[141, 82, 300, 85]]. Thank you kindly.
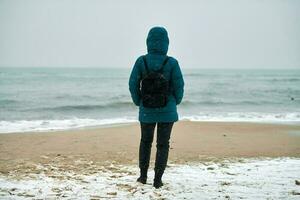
[[140, 55, 170, 108]]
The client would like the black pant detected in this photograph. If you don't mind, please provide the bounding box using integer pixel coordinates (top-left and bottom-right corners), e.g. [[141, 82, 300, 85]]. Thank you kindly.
[[139, 122, 174, 171]]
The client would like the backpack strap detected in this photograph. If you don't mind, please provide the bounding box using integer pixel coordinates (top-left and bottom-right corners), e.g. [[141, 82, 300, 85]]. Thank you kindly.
[[142, 55, 169, 74], [142, 56, 149, 74], [157, 56, 169, 73]]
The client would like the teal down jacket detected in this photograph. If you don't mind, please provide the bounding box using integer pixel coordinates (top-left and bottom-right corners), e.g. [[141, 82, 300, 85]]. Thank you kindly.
[[129, 27, 184, 123]]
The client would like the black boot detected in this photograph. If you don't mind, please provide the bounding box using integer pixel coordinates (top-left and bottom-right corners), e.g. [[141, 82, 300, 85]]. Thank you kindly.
[[153, 169, 164, 188], [137, 167, 148, 184]]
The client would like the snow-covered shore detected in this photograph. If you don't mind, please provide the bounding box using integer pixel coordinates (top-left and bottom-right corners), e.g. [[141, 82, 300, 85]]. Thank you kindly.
[[0, 157, 299, 199]]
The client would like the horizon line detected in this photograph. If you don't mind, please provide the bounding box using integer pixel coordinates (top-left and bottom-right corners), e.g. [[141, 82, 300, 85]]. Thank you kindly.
[[1, 66, 299, 70]]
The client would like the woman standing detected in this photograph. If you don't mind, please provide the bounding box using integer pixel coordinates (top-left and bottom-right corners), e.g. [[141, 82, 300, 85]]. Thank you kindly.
[[129, 26, 184, 189]]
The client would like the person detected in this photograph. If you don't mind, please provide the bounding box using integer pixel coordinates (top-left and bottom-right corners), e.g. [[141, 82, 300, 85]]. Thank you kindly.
[[128, 26, 184, 189]]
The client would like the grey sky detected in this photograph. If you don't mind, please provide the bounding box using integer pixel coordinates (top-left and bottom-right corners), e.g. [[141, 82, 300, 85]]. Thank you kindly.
[[0, 0, 299, 68]]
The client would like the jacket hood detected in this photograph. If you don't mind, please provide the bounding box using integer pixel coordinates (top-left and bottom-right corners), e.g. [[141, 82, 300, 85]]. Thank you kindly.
[[146, 26, 169, 55]]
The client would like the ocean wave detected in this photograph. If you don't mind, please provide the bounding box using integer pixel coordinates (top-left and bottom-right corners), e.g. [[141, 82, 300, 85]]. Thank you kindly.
[[23, 101, 135, 112], [184, 73, 206, 77], [0, 117, 138, 133], [0, 99, 18, 104], [181, 112, 300, 123], [180, 100, 284, 106], [0, 112, 299, 133], [269, 78, 300, 82]]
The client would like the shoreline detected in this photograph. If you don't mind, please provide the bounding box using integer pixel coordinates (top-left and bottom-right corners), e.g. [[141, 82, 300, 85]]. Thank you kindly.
[[1, 118, 300, 134], [1, 119, 300, 135]]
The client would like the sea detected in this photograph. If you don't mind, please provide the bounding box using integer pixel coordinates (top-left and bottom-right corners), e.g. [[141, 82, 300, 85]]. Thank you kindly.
[[0, 67, 299, 133]]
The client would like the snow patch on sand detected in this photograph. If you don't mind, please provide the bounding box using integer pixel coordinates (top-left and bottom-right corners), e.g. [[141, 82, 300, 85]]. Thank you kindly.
[[0, 158, 300, 199]]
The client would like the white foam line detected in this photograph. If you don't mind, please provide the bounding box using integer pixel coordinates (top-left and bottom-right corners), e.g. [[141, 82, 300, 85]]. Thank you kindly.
[[181, 112, 300, 124], [1, 112, 300, 133], [0, 117, 138, 133]]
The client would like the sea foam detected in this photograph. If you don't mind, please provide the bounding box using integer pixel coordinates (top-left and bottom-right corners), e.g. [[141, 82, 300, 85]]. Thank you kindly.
[[0, 117, 137, 133], [0, 112, 299, 133]]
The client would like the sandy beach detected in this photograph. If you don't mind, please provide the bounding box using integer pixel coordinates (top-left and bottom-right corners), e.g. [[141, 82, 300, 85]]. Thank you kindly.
[[1, 121, 300, 175]]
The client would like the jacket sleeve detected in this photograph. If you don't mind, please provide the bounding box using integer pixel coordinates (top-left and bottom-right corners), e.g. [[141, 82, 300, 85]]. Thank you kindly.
[[171, 59, 184, 105], [129, 57, 143, 106]]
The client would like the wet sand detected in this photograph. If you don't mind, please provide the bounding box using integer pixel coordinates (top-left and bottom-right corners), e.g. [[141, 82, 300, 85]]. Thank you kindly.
[[0, 121, 300, 176]]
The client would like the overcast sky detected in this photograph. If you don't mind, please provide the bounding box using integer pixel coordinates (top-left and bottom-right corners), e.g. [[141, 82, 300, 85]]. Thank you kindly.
[[0, 0, 299, 69]]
